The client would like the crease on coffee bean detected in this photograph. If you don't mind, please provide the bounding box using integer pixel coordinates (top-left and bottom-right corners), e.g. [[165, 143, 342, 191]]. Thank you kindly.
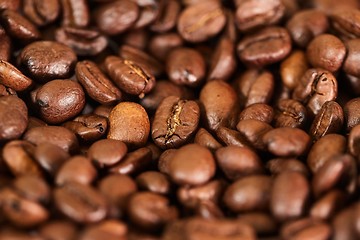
[[123, 59, 150, 98], [311, 72, 327, 97], [185, 8, 223, 33]]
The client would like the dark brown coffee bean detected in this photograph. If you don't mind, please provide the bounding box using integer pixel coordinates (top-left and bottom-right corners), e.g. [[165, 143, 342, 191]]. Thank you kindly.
[[0, 96, 28, 141], [274, 99, 308, 128], [236, 119, 273, 150], [293, 68, 338, 116], [281, 218, 331, 240], [0, 187, 49, 228], [158, 149, 177, 175], [120, 29, 149, 51], [0, 9, 40, 43], [127, 192, 178, 230], [271, 171, 310, 221], [237, 69, 275, 107], [237, 213, 277, 236], [23, 0, 60, 26], [235, 0, 285, 32], [344, 97, 360, 131], [94, 0, 139, 35], [266, 158, 310, 177], [87, 139, 127, 168], [150, 0, 181, 33], [215, 146, 263, 180], [104, 56, 155, 98], [2, 140, 42, 177], [148, 33, 184, 61], [330, 8, 360, 39], [109, 147, 152, 175], [306, 34, 346, 72], [13, 175, 50, 204], [208, 37, 236, 81], [238, 103, 274, 124], [33, 143, 70, 176], [223, 175, 272, 212], [310, 190, 346, 220], [130, 0, 159, 29], [280, 50, 309, 90], [98, 174, 137, 218], [200, 80, 238, 130], [177, 2, 226, 42], [60, 0, 89, 27], [168, 144, 216, 186], [194, 128, 223, 151], [163, 218, 256, 240], [136, 171, 170, 195], [79, 220, 127, 240], [24, 126, 79, 153], [215, 126, 251, 148], [152, 96, 200, 149], [166, 47, 206, 87], [262, 127, 311, 157], [34, 79, 85, 124], [108, 102, 150, 148], [63, 114, 107, 142], [55, 27, 108, 56], [237, 26, 291, 68], [309, 101, 344, 140], [39, 220, 78, 240], [55, 156, 97, 185], [0, 60, 33, 92], [18, 41, 77, 82], [286, 10, 328, 48], [54, 182, 107, 223]]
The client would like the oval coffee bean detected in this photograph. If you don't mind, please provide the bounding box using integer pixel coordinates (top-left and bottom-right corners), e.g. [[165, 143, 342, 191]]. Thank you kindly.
[[280, 50, 309, 90], [236, 119, 273, 150], [274, 99, 308, 128], [13, 175, 50, 204], [194, 128, 223, 151], [344, 97, 360, 131], [136, 171, 170, 195], [60, 0, 89, 27], [87, 139, 127, 168], [23, 0, 60, 26], [238, 103, 274, 124], [0, 60, 33, 91]]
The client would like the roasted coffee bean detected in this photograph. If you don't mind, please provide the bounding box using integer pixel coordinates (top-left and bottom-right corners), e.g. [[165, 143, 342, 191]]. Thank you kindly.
[[0, 60, 33, 92], [148, 33, 184, 61], [94, 0, 139, 35], [55, 156, 97, 185], [215, 126, 251, 148], [39, 220, 78, 240], [0, 0, 20, 10], [150, 0, 181, 33], [131, 0, 160, 29], [13, 175, 50, 204], [274, 99, 308, 128], [109, 147, 152, 175], [330, 8, 360, 39], [215, 146, 263, 180], [310, 190, 346, 220], [55, 27, 108, 56], [235, 0, 285, 32], [0, 9, 40, 43], [223, 175, 272, 212], [136, 171, 170, 195], [104, 56, 155, 98], [309, 101, 344, 140], [286, 10, 328, 48], [0, 27, 11, 61], [177, 2, 226, 42], [63, 114, 107, 142], [266, 158, 310, 177], [0, 83, 16, 96], [79, 220, 127, 240], [281, 218, 331, 240], [343, 39, 360, 78], [237, 26, 292, 68], [54, 182, 107, 223], [262, 127, 311, 157], [280, 50, 309, 89], [24, 126, 79, 153], [312, 0, 359, 14], [18, 41, 77, 82], [306, 34, 346, 72], [194, 128, 222, 151], [238, 103, 274, 124], [236, 119, 273, 150], [60, 0, 89, 28], [271, 171, 310, 221], [23, 0, 60, 26], [292, 68, 337, 116], [2, 140, 42, 177], [121, 29, 149, 50], [152, 96, 200, 149], [108, 102, 150, 148], [87, 139, 127, 168], [168, 144, 215, 186], [166, 47, 206, 87], [0, 96, 28, 141], [158, 149, 177, 175], [237, 213, 277, 236], [344, 97, 360, 131], [98, 174, 137, 218], [127, 192, 178, 230], [237, 69, 275, 107], [200, 80, 238, 130], [34, 79, 85, 124]]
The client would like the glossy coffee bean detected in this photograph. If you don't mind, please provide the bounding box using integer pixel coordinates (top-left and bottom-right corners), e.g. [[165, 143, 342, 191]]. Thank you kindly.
[[344, 97, 360, 131], [13, 175, 50, 204], [194, 128, 223, 151], [266, 158, 310, 177], [79, 220, 127, 240], [150, 0, 181, 33], [23, 0, 60, 26], [274, 99, 308, 128], [148, 33, 184, 61], [136, 171, 170, 195], [280, 50, 309, 90], [236, 119, 273, 150], [60, 0, 89, 27], [330, 7, 360, 39], [0, 60, 33, 92], [87, 139, 127, 168], [238, 103, 274, 124]]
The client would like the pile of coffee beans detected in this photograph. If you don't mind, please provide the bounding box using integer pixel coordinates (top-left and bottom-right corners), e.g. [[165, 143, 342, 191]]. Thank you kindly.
[[1, 0, 360, 239]]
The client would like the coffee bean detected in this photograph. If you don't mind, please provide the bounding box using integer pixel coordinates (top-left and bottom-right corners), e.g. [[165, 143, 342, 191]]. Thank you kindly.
[[152, 96, 200, 149], [0, 0, 20, 10], [131, 0, 160, 29], [168, 144, 216, 186], [236, 119, 273, 150], [60, 0, 89, 28], [215, 126, 251, 148], [18, 41, 77, 82], [238, 103, 274, 124], [79, 220, 127, 240], [87, 139, 127, 168], [13, 175, 50, 204], [330, 8, 360, 38], [39, 220, 78, 240], [237, 213, 277, 236], [194, 128, 223, 150], [23, 0, 60, 26], [150, 0, 181, 33], [344, 97, 360, 131], [148, 33, 184, 61], [266, 158, 310, 177], [108, 102, 150, 148], [237, 26, 292, 68], [332, 205, 359, 240], [0, 27, 11, 61], [310, 190, 346, 220], [0, 60, 33, 92], [280, 50, 309, 89], [177, 2, 226, 42], [158, 149, 177, 175], [136, 171, 170, 195], [274, 99, 308, 128], [54, 182, 107, 223], [281, 218, 331, 240]]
